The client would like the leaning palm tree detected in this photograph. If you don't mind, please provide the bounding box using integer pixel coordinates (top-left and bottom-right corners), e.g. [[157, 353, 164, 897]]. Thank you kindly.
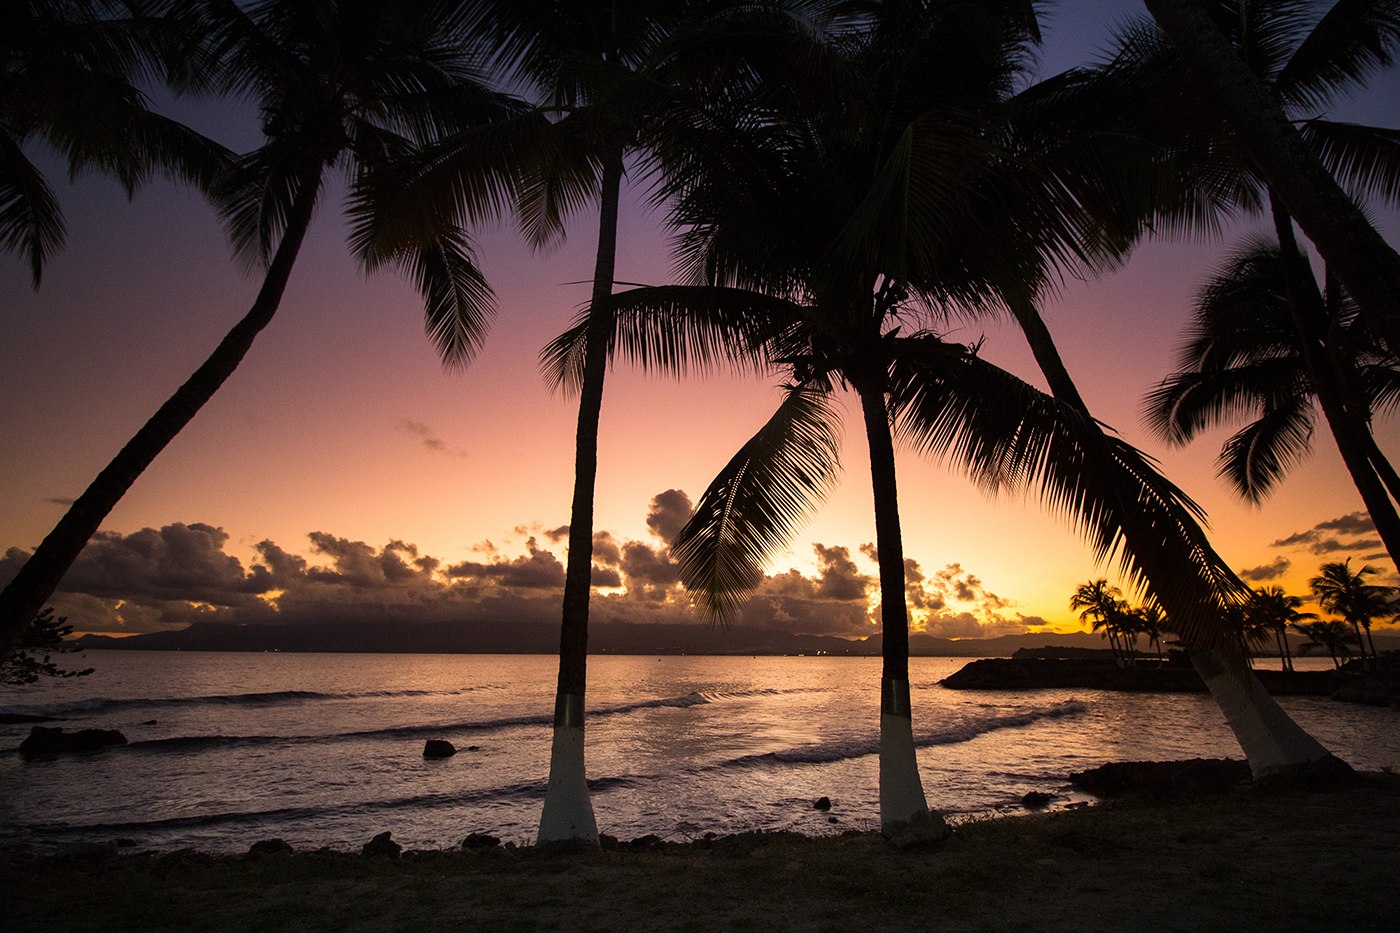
[[2, 0, 227, 285], [0, 0, 519, 657], [1145, 239, 1400, 566], [1311, 558, 1393, 665], [1143, 0, 1400, 352], [1131, 1, 1400, 563]]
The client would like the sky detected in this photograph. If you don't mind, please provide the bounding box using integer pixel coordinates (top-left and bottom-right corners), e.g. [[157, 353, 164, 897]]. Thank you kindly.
[[2, 1, 1398, 641]]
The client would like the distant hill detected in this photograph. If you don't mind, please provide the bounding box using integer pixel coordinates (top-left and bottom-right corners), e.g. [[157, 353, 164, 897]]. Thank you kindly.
[[74, 621, 1113, 657]]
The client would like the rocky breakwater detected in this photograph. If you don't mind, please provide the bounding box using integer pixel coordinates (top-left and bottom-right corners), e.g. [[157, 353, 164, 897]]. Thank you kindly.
[[940, 653, 1345, 697]]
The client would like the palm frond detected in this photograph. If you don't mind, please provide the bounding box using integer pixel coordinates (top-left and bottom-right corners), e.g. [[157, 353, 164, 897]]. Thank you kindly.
[[0, 130, 65, 287], [1302, 118, 1400, 206], [1216, 395, 1316, 502], [539, 283, 803, 394], [672, 382, 842, 621], [889, 335, 1249, 651], [1277, 0, 1400, 111]]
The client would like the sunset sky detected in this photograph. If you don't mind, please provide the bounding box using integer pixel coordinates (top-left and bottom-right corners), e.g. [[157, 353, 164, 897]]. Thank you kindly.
[[2, 1, 1398, 640]]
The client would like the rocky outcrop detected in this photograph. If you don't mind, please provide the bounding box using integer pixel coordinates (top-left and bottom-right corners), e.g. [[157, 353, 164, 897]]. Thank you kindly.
[[361, 831, 401, 858], [1069, 759, 1251, 799], [422, 739, 456, 759], [941, 657, 1343, 696], [19, 726, 127, 755]]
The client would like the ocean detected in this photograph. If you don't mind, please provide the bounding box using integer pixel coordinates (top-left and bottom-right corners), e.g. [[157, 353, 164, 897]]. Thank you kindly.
[[1, 651, 1395, 853]]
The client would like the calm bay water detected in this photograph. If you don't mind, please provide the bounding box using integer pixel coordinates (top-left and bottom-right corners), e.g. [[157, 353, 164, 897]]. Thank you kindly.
[[1, 651, 1395, 853]]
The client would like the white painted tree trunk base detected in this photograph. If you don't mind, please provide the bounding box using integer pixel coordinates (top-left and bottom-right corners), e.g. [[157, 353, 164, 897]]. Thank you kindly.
[[537, 723, 599, 845], [879, 709, 947, 842], [1193, 649, 1349, 781]]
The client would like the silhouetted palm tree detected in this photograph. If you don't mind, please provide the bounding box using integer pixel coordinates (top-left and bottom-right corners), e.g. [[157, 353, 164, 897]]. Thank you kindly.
[[1143, 0, 1400, 352], [1146, 240, 1400, 562], [2, 0, 227, 285], [0, 0, 516, 658], [1246, 585, 1315, 672], [468, 0, 814, 844], [1133, 1, 1400, 564], [1311, 558, 1393, 665], [543, 0, 1324, 826], [1071, 579, 1132, 666], [1293, 618, 1358, 668]]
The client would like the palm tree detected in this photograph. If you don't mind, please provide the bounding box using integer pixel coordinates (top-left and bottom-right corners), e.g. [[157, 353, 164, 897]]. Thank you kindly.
[[1247, 585, 1316, 672], [1292, 618, 1358, 668], [545, 0, 1342, 826], [1129, 0, 1400, 566], [1311, 558, 1394, 665], [1145, 239, 1400, 565], [0, 0, 517, 658], [1143, 0, 1400, 354], [1071, 579, 1132, 666], [3, 0, 228, 285], [465, 0, 813, 844]]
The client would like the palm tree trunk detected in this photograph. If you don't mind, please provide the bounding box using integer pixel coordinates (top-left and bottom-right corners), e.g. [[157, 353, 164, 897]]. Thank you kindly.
[[1268, 195, 1400, 570], [1143, 0, 1400, 354], [854, 379, 944, 839], [0, 168, 322, 658], [1008, 294, 1351, 782], [537, 143, 624, 845]]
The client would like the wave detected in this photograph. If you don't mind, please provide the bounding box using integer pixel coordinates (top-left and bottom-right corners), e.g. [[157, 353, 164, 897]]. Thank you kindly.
[[37, 687, 823, 755], [0, 685, 498, 718], [704, 700, 1088, 770]]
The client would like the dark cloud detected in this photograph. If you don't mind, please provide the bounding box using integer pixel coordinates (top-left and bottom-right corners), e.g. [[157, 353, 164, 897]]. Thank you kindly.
[[646, 489, 694, 543], [446, 537, 565, 590], [813, 544, 871, 601], [1272, 512, 1379, 554], [44, 496, 76, 506], [401, 419, 466, 458], [592, 531, 622, 567], [1240, 556, 1290, 583]]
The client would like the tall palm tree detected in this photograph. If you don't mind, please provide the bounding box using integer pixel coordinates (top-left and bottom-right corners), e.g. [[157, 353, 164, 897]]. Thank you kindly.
[[1143, 0, 1400, 353], [1311, 558, 1393, 664], [0, 0, 517, 658], [1145, 239, 1400, 565], [2, 0, 228, 285], [545, 0, 1335, 826], [1129, 1, 1400, 567], [465, 0, 814, 844], [1247, 585, 1315, 671], [1292, 618, 1358, 667]]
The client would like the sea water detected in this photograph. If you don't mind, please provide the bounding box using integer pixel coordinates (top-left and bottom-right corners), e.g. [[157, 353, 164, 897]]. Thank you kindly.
[[1, 651, 1395, 852]]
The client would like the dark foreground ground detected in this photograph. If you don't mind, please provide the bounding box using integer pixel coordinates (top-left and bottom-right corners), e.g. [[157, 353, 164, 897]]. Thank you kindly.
[[5, 773, 1398, 932]]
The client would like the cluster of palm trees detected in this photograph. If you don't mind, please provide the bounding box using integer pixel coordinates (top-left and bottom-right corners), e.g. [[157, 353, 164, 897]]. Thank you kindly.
[[5, 1, 1398, 843], [1070, 580, 1167, 667]]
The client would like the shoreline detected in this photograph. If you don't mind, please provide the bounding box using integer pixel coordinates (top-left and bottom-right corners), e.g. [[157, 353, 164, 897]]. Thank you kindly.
[[6, 772, 1397, 931]]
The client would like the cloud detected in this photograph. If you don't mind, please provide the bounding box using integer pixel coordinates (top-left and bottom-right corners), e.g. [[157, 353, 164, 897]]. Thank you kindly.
[[3, 490, 1045, 641], [1240, 556, 1291, 583], [44, 496, 75, 506], [1272, 512, 1379, 554], [400, 419, 466, 458], [646, 489, 694, 543]]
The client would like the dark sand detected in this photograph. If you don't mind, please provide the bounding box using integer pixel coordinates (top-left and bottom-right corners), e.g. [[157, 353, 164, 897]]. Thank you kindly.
[[6, 774, 1398, 932]]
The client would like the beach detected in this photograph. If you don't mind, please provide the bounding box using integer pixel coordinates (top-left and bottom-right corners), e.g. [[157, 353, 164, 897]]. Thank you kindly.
[[6, 773, 1397, 932]]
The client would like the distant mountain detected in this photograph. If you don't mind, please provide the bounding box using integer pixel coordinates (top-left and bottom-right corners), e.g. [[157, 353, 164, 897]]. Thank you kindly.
[[73, 620, 1112, 657]]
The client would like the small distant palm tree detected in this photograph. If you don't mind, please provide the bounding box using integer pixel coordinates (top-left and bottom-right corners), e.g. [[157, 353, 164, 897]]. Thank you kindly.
[[0, 0, 517, 657], [1070, 579, 1134, 666], [1311, 559, 1394, 666], [1246, 585, 1315, 673], [1132, 601, 1169, 664], [1292, 619, 1358, 669]]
